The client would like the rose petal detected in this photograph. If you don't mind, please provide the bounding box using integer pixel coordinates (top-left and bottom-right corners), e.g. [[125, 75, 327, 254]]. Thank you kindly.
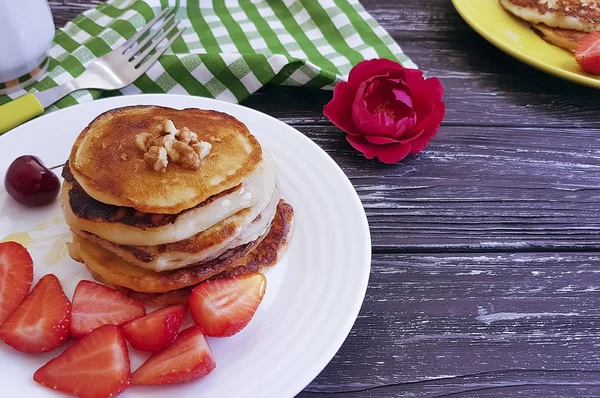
[[323, 80, 363, 136], [408, 103, 446, 154], [347, 134, 411, 164], [409, 129, 437, 155], [414, 77, 444, 109], [354, 80, 370, 109], [392, 88, 413, 108], [403, 70, 443, 118], [392, 113, 417, 138], [363, 75, 385, 97], [413, 83, 442, 120], [347, 58, 405, 87], [381, 86, 413, 117], [400, 101, 445, 143], [403, 68, 425, 88], [423, 76, 444, 101], [364, 135, 401, 145]]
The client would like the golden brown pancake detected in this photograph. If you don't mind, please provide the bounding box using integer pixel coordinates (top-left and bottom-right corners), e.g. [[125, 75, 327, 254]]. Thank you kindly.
[[531, 23, 586, 51], [69, 106, 262, 214], [88, 201, 294, 306], [69, 200, 294, 294], [499, 0, 600, 33]]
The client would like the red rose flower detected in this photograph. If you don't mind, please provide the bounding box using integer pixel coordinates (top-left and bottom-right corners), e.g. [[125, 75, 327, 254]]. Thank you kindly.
[[323, 59, 445, 164]]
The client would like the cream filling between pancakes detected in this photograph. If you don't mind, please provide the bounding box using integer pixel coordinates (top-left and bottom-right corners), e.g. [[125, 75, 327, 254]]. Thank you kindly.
[[63, 152, 278, 246], [74, 186, 280, 272]]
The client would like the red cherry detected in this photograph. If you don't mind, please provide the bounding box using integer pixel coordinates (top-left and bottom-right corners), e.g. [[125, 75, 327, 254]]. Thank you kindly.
[[4, 156, 60, 207]]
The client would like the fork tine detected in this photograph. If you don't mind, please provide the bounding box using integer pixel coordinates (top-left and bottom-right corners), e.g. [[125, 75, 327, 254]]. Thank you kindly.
[[125, 13, 176, 57], [135, 28, 184, 70], [119, 7, 171, 54], [132, 21, 182, 66]]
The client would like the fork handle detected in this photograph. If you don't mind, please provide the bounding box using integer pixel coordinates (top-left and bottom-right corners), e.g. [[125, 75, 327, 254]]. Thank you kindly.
[[0, 94, 44, 135]]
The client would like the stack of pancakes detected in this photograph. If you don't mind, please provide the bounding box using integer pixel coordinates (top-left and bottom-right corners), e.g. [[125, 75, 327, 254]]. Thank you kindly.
[[499, 0, 600, 51], [63, 106, 294, 305]]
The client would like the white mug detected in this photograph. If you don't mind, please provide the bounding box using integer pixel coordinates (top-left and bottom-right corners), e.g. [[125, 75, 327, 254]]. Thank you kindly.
[[0, 0, 55, 94]]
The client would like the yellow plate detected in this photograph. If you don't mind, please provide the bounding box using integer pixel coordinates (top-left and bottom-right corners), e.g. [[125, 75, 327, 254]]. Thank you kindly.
[[451, 0, 600, 88]]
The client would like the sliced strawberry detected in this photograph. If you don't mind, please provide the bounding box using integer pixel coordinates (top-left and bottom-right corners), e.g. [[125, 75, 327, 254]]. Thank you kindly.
[[71, 280, 145, 338], [34, 324, 130, 398], [576, 31, 600, 75], [122, 304, 185, 352], [0, 274, 70, 353], [189, 273, 266, 337], [131, 326, 215, 385], [0, 241, 33, 324]]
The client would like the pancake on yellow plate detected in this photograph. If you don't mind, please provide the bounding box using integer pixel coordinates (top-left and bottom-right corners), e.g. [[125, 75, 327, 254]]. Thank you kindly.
[[499, 0, 600, 32], [531, 23, 586, 51], [499, 0, 600, 52]]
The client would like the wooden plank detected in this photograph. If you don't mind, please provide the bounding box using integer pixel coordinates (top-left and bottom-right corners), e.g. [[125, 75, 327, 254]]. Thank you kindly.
[[301, 252, 600, 396], [301, 379, 600, 397], [279, 123, 600, 252], [49, 0, 103, 26]]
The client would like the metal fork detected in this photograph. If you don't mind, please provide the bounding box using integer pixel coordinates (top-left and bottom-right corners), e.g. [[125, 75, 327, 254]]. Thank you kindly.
[[0, 8, 184, 134]]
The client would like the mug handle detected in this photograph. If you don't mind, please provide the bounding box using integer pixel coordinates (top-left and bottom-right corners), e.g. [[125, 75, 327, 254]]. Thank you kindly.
[[0, 94, 44, 135]]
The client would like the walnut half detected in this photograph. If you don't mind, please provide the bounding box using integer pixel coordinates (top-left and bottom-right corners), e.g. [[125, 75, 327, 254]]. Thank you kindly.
[[172, 141, 200, 169], [135, 133, 157, 152], [143, 146, 168, 172]]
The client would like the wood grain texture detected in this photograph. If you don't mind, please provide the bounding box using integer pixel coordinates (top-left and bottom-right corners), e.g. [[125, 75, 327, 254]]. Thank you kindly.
[[49, 0, 103, 26], [299, 252, 600, 397], [46, 1, 600, 397]]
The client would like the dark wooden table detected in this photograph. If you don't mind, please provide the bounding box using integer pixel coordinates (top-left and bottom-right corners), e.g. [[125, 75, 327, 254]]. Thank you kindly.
[[49, 1, 600, 397]]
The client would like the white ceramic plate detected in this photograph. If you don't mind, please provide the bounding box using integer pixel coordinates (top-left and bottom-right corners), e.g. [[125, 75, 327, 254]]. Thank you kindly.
[[0, 94, 371, 398]]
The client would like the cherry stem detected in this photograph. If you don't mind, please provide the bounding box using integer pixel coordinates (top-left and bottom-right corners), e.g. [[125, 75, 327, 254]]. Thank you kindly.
[[49, 163, 65, 171]]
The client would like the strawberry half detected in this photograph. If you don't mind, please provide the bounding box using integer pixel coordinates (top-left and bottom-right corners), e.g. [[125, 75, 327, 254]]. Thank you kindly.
[[122, 304, 185, 352], [576, 31, 600, 75], [34, 324, 130, 398], [71, 280, 145, 338], [189, 273, 266, 337], [131, 326, 215, 385], [0, 241, 33, 324], [0, 274, 70, 353]]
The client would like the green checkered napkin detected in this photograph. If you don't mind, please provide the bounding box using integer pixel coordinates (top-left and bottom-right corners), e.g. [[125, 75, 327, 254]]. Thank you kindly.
[[0, 0, 415, 110]]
